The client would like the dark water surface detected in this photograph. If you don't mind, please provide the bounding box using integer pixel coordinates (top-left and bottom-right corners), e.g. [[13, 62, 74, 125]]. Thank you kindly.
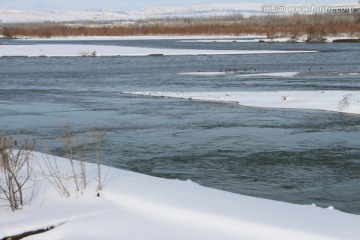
[[1, 37, 359, 214]]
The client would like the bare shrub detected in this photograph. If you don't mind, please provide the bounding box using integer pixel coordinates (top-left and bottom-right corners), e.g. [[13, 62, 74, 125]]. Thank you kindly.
[[43, 125, 107, 197], [61, 124, 88, 196], [0, 126, 108, 209], [90, 130, 106, 193], [0, 134, 35, 211], [78, 152, 87, 194], [39, 152, 70, 198], [39, 125, 88, 198], [60, 124, 81, 193]]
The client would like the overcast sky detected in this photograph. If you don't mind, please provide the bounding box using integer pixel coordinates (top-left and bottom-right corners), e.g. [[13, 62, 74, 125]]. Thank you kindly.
[[0, 0, 355, 11]]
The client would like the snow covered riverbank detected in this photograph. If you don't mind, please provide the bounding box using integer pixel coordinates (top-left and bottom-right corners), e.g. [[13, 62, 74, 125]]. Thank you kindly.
[[17, 35, 267, 41], [128, 91, 360, 115], [0, 35, 318, 57], [0, 44, 315, 57], [1, 152, 359, 240]]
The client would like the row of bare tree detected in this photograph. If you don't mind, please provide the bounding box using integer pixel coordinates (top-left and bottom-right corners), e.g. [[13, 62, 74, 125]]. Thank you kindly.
[[1, 13, 359, 40]]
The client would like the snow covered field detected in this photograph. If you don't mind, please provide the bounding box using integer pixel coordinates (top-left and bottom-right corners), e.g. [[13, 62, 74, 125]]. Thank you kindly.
[[1, 152, 359, 240], [128, 91, 360, 115]]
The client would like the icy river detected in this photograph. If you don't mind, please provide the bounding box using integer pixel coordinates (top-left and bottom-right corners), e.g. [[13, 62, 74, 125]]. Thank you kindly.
[[0, 37, 359, 214]]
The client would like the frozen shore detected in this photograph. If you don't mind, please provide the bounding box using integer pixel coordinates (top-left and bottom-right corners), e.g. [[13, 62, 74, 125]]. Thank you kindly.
[[0, 152, 359, 240], [3, 34, 358, 43], [0, 35, 318, 57], [0, 43, 315, 57], [260, 34, 360, 43], [128, 91, 360, 115], [16, 35, 267, 41]]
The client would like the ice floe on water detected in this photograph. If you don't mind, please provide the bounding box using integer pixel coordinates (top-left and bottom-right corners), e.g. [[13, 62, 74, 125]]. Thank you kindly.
[[237, 72, 299, 77], [178, 71, 228, 76], [178, 71, 299, 77]]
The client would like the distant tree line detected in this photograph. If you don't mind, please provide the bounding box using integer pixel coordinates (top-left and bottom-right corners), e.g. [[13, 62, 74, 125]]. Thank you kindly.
[[1, 13, 359, 41]]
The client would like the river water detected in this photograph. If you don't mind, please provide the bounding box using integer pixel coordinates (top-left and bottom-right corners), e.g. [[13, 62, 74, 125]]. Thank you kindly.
[[0, 37, 359, 214]]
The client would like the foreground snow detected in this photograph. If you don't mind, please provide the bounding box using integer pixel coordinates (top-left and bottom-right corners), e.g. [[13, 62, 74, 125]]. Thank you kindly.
[[0, 152, 359, 240], [128, 91, 360, 115]]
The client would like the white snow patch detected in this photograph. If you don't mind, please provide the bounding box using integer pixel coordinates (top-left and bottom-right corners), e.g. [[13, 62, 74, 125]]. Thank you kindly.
[[0, 44, 316, 57], [261, 34, 360, 43], [128, 91, 360, 115], [260, 38, 296, 43]]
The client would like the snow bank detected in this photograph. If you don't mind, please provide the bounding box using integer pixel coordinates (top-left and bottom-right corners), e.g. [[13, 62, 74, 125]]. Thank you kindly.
[[0, 152, 359, 240], [0, 44, 316, 57], [128, 91, 360, 115], [260, 34, 360, 43]]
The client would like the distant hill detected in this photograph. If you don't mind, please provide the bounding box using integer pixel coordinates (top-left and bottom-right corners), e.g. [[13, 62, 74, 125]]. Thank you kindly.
[[0, 4, 262, 23]]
